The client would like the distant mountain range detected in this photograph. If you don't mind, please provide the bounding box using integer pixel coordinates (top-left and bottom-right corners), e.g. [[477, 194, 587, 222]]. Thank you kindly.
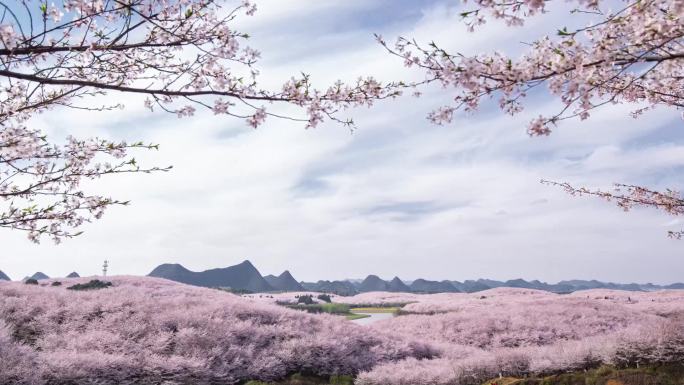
[[148, 260, 274, 292], [144, 260, 684, 295], [3, 272, 85, 282], [4, 261, 681, 294], [300, 280, 358, 295], [0, 271, 80, 282]]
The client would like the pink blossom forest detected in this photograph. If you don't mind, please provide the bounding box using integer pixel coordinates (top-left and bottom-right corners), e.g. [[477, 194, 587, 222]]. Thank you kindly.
[[1, 277, 683, 384], [2, 0, 684, 384]]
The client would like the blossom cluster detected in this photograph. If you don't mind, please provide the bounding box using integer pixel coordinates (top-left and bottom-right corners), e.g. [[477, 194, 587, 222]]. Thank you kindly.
[[0, 124, 168, 243], [542, 181, 684, 239], [0, 0, 400, 128], [382, 0, 684, 134]]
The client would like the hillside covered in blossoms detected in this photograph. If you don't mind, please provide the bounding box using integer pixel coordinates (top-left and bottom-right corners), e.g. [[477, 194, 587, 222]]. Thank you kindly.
[[359, 288, 684, 384], [1, 277, 683, 385], [0, 277, 432, 384]]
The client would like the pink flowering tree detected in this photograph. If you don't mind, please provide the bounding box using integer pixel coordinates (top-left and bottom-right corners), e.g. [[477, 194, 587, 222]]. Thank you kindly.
[[379, 0, 684, 237], [0, 0, 403, 243]]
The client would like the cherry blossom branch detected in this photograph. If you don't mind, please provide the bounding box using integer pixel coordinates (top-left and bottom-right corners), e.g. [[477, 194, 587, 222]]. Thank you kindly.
[[381, 0, 684, 238], [381, 0, 684, 133], [542, 180, 684, 239], [0, 0, 413, 243]]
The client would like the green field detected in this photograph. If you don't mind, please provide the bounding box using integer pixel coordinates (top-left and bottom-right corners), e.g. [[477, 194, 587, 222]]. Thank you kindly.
[[349, 307, 400, 314], [283, 303, 402, 321], [283, 303, 349, 315]]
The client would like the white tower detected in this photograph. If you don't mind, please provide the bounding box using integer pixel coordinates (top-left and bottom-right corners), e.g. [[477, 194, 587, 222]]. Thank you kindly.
[[102, 260, 109, 277]]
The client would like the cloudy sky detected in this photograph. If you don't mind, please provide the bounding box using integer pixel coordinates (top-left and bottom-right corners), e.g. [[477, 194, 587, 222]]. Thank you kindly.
[[2, 0, 683, 284]]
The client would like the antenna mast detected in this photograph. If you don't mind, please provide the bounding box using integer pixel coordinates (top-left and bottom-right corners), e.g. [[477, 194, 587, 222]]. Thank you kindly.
[[102, 260, 109, 277]]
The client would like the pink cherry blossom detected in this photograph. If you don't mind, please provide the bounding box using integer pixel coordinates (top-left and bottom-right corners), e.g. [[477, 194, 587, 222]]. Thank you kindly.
[[0, 0, 403, 243], [381, 0, 684, 236]]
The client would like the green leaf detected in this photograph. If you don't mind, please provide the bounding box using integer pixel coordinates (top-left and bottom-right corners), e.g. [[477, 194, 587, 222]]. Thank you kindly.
[[557, 27, 571, 36]]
